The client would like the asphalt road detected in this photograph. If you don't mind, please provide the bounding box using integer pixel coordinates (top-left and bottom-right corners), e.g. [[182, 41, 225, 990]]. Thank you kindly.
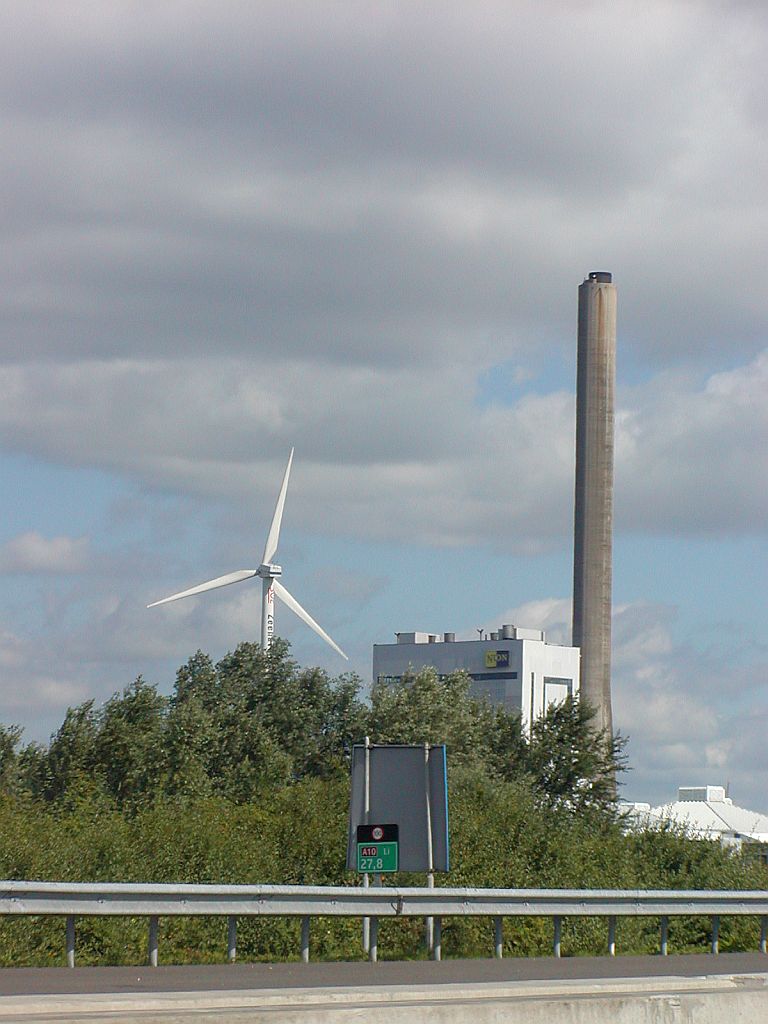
[[0, 953, 766, 997]]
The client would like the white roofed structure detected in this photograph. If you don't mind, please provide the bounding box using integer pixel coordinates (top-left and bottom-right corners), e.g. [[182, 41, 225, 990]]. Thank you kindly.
[[621, 786, 768, 862]]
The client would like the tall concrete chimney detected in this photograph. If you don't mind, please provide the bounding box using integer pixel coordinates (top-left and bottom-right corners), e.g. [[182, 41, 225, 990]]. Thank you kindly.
[[572, 271, 616, 736]]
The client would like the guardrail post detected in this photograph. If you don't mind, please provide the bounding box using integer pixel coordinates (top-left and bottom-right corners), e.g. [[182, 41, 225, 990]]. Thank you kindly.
[[227, 916, 237, 963], [711, 915, 720, 955], [553, 915, 561, 958], [660, 915, 668, 956], [148, 915, 159, 967], [761, 916, 767, 954], [494, 916, 503, 959], [432, 916, 442, 961], [66, 916, 75, 969], [608, 915, 616, 957], [301, 915, 310, 963]]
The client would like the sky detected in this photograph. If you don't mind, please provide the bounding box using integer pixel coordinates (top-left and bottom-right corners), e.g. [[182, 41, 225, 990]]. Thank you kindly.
[[1, 1, 766, 811]]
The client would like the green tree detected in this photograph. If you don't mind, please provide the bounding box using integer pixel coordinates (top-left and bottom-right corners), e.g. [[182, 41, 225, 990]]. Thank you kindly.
[[368, 668, 525, 775], [2, 643, 625, 816], [92, 678, 167, 804], [166, 641, 365, 799], [0, 724, 23, 796], [172, 650, 218, 707], [525, 695, 627, 817], [35, 702, 100, 802], [162, 695, 216, 801]]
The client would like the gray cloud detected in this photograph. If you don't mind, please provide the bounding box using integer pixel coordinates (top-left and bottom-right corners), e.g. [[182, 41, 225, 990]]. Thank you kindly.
[[1, 2, 766, 371], [617, 351, 768, 534], [0, 531, 91, 574], [476, 596, 768, 811], [611, 602, 768, 809], [0, 349, 765, 548], [1, 2, 767, 806], [0, 554, 362, 742]]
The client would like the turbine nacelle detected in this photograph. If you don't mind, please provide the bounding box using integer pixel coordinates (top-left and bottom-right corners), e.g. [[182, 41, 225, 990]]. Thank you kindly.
[[148, 448, 348, 660]]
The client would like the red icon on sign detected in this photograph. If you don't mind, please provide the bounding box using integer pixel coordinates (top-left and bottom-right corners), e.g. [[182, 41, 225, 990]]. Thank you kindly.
[[371, 826, 384, 841]]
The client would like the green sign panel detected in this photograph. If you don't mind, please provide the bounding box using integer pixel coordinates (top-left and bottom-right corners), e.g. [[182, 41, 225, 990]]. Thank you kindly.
[[356, 823, 399, 873], [357, 842, 398, 873]]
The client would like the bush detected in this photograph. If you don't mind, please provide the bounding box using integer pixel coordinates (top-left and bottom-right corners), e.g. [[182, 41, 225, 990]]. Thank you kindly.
[[0, 643, 762, 964]]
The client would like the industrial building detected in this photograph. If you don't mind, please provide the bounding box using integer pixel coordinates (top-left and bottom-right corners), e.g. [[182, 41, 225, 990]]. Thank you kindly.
[[621, 786, 768, 863], [372, 625, 580, 734]]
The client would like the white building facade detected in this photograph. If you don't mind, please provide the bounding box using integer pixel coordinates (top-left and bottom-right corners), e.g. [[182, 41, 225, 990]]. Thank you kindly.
[[372, 625, 580, 735]]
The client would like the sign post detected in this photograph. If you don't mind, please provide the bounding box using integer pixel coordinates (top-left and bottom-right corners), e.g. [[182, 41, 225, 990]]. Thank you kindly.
[[362, 735, 371, 956], [348, 742, 450, 961], [424, 742, 435, 956]]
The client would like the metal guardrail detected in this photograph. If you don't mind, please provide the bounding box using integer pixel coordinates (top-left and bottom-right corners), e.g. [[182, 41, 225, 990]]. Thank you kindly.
[[2, 880, 767, 966]]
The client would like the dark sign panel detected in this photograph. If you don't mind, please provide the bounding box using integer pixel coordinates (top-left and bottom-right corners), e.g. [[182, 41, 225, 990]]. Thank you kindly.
[[356, 823, 399, 844], [347, 745, 449, 873]]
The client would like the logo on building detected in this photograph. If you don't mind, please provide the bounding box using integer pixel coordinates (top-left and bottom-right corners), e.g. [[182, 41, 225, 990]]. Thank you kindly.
[[485, 650, 510, 669]]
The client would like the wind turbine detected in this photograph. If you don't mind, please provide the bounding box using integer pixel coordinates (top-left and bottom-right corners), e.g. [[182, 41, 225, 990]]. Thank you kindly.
[[148, 449, 348, 659]]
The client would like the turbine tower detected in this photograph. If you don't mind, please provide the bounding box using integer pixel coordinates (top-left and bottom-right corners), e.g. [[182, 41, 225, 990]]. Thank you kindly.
[[148, 449, 348, 660], [572, 271, 616, 736]]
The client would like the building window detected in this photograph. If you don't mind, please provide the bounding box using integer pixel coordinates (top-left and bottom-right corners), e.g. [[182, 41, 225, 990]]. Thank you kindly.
[[469, 678, 522, 710], [543, 677, 573, 707], [543, 677, 573, 691], [469, 672, 519, 681]]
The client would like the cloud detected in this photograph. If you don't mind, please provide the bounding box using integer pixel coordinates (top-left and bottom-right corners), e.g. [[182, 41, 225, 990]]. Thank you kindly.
[[617, 351, 768, 534], [0, 1, 766, 808], [0, 628, 91, 730], [478, 598, 572, 646], [476, 596, 768, 810], [0, 2, 765, 561], [0, 2, 766, 370], [0, 531, 91, 574], [0, 349, 766, 551], [611, 603, 768, 808]]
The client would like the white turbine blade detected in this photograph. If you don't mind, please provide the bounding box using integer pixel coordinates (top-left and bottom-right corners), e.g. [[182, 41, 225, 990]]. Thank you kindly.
[[272, 578, 348, 660], [147, 570, 258, 608], [262, 447, 294, 565]]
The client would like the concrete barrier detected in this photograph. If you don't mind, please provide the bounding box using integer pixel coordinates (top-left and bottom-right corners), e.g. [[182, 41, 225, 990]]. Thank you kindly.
[[0, 972, 766, 1023]]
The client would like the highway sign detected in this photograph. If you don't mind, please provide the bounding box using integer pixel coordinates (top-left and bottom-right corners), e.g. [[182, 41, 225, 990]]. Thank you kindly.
[[356, 823, 399, 873]]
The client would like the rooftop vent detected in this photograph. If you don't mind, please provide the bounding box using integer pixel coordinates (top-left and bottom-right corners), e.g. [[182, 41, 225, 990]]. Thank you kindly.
[[396, 632, 431, 645], [678, 786, 727, 803]]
